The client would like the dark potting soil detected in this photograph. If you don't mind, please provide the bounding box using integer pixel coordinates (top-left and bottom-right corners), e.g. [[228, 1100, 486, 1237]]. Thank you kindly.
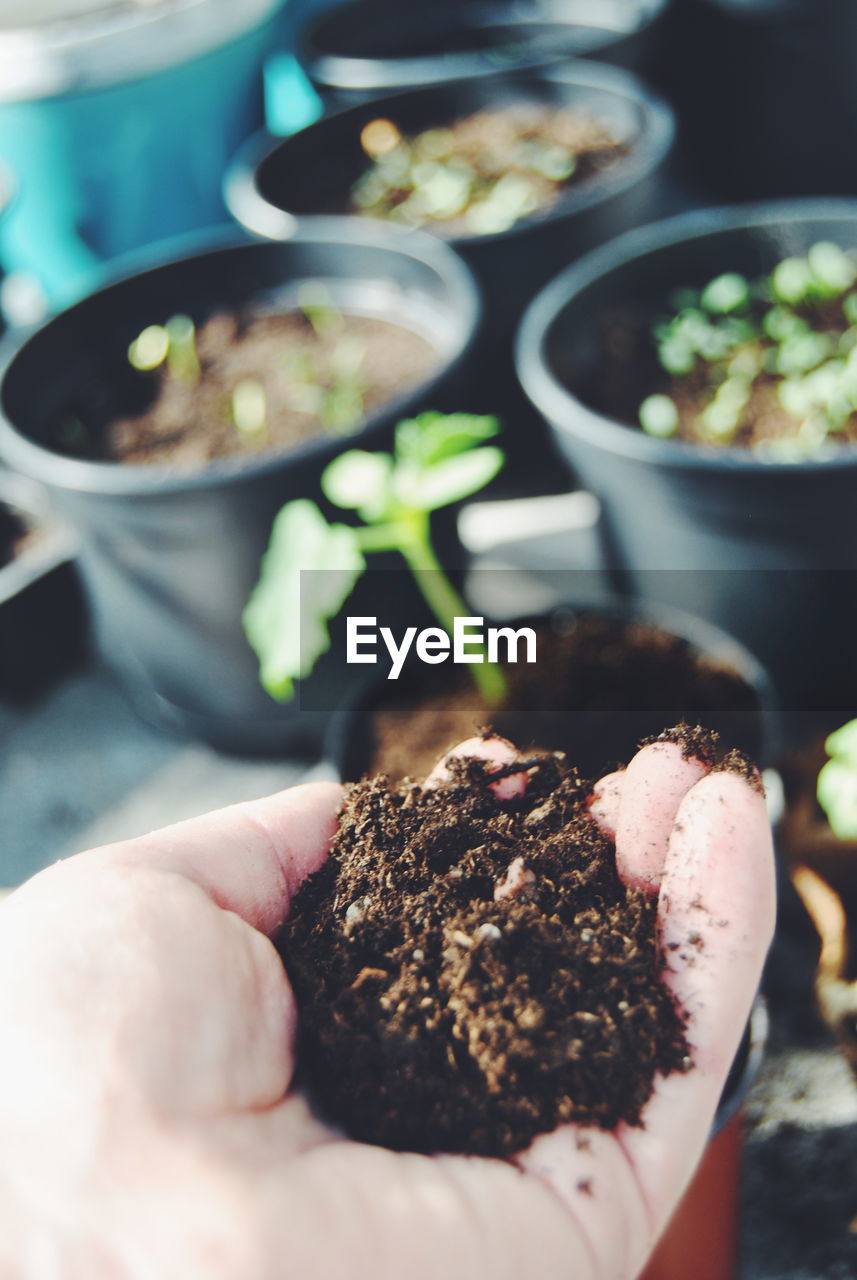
[[362, 615, 762, 783], [349, 104, 627, 237], [283, 745, 694, 1157], [68, 309, 438, 470]]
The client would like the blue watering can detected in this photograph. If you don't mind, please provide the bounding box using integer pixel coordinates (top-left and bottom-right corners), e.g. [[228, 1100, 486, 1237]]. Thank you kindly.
[[0, 0, 337, 311]]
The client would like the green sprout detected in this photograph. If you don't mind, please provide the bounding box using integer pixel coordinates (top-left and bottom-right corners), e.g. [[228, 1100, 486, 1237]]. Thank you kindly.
[[299, 283, 345, 340], [243, 412, 506, 704], [231, 378, 268, 448], [285, 337, 368, 436], [350, 106, 621, 236], [639, 393, 679, 438], [818, 720, 857, 840], [640, 242, 857, 457], [127, 313, 201, 387]]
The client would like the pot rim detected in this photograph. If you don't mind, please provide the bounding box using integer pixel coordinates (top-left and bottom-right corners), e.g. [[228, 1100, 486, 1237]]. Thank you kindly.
[[516, 196, 857, 475], [228, 62, 676, 253], [0, 0, 282, 101], [0, 217, 482, 498], [0, 469, 77, 603], [299, 0, 670, 95]]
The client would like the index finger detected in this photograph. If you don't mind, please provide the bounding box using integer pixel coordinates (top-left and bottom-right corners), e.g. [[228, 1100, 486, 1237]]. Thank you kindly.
[[617, 768, 775, 1235]]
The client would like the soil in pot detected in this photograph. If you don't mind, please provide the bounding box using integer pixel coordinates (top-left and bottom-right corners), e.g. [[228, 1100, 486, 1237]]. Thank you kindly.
[[355, 614, 763, 783], [579, 241, 857, 461], [349, 104, 628, 237], [283, 733, 730, 1157], [55, 302, 440, 471]]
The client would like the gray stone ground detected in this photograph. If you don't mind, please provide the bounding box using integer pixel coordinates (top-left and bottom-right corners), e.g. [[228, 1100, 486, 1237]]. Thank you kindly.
[[3, 654, 857, 1278]]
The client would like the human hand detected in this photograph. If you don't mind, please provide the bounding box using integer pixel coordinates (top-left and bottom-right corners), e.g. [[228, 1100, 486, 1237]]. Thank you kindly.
[[0, 735, 774, 1279]]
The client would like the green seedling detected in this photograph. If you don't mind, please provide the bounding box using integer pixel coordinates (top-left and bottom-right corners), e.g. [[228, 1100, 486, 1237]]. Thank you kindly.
[[639, 393, 679, 438], [127, 312, 201, 387], [818, 720, 857, 840], [299, 282, 345, 340], [244, 411, 506, 704], [640, 241, 857, 457], [231, 378, 268, 448], [351, 107, 616, 235]]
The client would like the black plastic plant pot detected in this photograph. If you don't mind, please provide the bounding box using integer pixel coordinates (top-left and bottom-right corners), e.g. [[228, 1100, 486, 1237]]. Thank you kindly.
[[227, 64, 675, 352], [663, 0, 857, 201], [0, 222, 480, 754], [516, 199, 857, 714], [0, 469, 87, 701], [297, 0, 672, 109], [326, 597, 778, 784]]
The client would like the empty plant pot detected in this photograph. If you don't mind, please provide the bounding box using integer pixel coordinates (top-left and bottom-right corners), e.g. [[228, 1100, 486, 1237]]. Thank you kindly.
[[516, 199, 857, 714], [0, 221, 480, 754], [297, 0, 672, 109]]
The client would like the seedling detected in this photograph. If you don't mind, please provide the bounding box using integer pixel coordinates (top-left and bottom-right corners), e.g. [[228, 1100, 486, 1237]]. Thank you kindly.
[[128, 313, 201, 387], [231, 378, 268, 448], [283, 285, 368, 435], [818, 720, 857, 840], [350, 106, 621, 236], [639, 243, 857, 456], [244, 411, 506, 703]]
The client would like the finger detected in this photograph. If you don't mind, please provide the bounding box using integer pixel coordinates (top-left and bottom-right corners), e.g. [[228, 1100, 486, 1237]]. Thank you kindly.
[[588, 769, 624, 837], [424, 735, 528, 801], [26, 781, 344, 938], [614, 740, 709, 891], [617, 768, 775, 1238]]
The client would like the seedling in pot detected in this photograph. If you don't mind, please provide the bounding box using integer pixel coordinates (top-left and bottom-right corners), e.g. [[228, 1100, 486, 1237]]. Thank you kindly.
[[243, 411, 506, 703], [128, 313, 201, 387], [350, 105, 626, 237], [637, 242, 857, 458], [230, 378, 269, 449], [817, 719, 857, 840], [283, 285, 369, 435]]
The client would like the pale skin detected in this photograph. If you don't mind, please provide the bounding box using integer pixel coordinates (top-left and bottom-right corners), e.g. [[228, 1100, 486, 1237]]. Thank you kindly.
[[0, 736, 775, 1280]]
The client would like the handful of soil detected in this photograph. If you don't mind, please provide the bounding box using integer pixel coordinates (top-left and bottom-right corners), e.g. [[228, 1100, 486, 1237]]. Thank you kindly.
[[283, 747, 691, 1158]]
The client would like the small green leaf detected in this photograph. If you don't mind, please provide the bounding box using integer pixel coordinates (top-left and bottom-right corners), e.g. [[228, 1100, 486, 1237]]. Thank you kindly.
[[394, 412, 500, 467], [128, 324, 169, 371], [639, 394, 679, 438], [393, 446, 504, 510], [825, 718, 857, 765], [818, 756, 857, 840], [771, 257, 814, 305], [808, 241, 856, 295], [243, 500, 365, 700], [700, 273, 749, 315], [322, 450, 393, 521], [231, 378, 268, 446]]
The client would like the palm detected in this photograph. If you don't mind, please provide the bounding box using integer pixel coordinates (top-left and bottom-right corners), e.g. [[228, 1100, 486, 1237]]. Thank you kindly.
[[0, 740, 774, 1279]]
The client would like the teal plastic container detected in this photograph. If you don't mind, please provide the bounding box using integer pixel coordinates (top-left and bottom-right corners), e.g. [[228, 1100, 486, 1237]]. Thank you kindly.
[[0, 0, 321, 308]]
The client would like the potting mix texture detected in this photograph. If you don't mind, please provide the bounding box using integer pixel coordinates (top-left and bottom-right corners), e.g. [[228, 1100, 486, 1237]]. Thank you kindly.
[[283, 746, 691, 1158]]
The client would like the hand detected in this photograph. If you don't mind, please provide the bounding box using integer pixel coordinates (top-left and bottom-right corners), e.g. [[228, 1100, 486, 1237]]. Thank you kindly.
[[0, 736, 774, 1279]]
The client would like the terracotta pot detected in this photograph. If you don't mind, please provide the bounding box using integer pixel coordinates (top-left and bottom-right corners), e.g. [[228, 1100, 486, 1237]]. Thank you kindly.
[[639, 998, 767, 1280]]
